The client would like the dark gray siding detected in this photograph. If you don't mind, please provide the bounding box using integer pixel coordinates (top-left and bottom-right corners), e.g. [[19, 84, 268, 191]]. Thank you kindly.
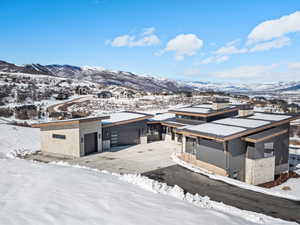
[[102, 120, 148, 146], [147, 123, 162, 142], [228, 139, 247, 180], [196, 138, 226, 169]]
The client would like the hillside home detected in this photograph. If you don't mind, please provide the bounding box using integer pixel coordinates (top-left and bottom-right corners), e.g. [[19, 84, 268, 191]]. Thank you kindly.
[[176, 111, 299, 185], [32, 99, 299, 185]]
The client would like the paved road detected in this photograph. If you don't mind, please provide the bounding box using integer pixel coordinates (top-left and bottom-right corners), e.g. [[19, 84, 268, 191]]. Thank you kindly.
[[143, 165, 300, 223]]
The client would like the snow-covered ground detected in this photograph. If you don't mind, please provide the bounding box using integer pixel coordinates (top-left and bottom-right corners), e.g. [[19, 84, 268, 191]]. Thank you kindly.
[[0, 124, 40, 158], [271, 169, 300, 199], [0, 158, 295, 225], [0, 124, 298, 225]]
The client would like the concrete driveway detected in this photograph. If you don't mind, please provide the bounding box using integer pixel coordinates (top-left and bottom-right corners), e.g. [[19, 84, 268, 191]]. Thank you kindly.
[[69, 141, 178, 174]]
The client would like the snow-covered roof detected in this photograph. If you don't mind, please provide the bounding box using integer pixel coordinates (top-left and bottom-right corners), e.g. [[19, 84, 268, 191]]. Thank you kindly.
[[102, 112, 150, 124], [192, 104, 213, 108], [248, 113, 291, 121], [150, 113, 175, 121], [214, 118, 270, 128], [185, 123, 246, 136], [172, 107, 211, 114]]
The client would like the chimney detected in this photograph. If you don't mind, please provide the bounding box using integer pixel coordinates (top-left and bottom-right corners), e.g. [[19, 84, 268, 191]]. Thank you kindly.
[[238, 104, 254, 117], [212, 97, 229, 110]]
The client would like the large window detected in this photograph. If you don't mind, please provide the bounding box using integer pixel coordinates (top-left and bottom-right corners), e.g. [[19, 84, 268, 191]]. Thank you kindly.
[[264, 142, 274, 158], [186, 137, 197, 155]]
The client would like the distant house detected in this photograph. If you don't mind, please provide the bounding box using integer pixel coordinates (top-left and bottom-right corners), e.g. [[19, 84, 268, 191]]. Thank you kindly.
[[54, 92, 69, 100], [97, 91, 113, 99], [287, 103, 300, 113]]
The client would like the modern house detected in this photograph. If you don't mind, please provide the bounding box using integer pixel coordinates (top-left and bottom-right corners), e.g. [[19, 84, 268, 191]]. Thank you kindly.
[[32, 116, 109, 158], [176, 111, 299, 185], [32, 98, 299, 185]]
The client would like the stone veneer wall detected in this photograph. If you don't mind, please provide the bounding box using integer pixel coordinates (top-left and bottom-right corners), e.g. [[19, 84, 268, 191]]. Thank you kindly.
[[245, 156, 275, 185]]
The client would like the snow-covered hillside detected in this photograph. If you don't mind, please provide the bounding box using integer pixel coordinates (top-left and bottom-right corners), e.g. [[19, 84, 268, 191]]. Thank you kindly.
[[0, 124, 40, 158], [2, 60, 300, 93], [0, 159, 294, 225], [0, 60, 192, 92]]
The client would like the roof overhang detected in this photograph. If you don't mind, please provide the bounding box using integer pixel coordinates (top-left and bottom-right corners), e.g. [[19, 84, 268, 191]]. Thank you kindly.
[[243, 129, 289, 143], [102, 115, 153, 128], [179, 114, 300, 142], [31, 116, 110, 128], [168, 107, 238, 118]]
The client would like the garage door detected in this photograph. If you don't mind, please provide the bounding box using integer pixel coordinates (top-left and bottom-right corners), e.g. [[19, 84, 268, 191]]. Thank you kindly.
[[84, 132, 98, 155]]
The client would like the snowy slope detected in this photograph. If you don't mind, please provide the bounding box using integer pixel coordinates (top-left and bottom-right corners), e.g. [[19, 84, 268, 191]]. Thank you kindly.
[[0, 159, 294, 225], [0, 124, 40, 157], [0, 60, 192, 92]]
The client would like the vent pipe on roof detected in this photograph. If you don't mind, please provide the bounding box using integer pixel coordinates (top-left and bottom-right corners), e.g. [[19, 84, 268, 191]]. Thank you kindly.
[[238, 104, 254, 117], [212, 97, 229, 110]]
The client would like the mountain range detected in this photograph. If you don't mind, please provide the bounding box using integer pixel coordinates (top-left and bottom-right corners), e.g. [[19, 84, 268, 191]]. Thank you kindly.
[[1, 60, 300, 93]]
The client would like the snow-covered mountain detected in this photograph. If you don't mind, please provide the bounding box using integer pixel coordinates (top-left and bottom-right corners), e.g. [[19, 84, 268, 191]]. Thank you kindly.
[[1, 60, 300, 93], [188, 81, 300, 93], [0, 60, 192, 92]]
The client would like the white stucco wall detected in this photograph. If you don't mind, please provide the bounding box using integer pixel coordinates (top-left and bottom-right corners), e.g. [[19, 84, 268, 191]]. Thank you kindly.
[[41, 126, 80, 158]]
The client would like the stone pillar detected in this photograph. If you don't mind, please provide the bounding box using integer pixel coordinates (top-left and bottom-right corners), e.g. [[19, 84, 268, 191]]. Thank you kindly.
[[102, 140, 111, 152], [165, 134, 172, 142], [182, 135, 186, 153], [174, 134, 178, 143], [245, 156, 275, 185], [140, 136, 147, 144]]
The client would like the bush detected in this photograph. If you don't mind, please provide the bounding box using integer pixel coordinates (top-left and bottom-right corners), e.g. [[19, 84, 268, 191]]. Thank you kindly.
[[0, 107, 13, 117]]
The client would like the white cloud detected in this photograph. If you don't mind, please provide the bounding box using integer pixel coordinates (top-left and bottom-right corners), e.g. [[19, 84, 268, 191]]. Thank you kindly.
[[107, 28, 161, 47], [250, 36, 291, 52], [141, 27, 156, 36], [214, 64, 278, 79], [247, 11, 300, 44], [162, 34, 203, 60], [201, 55, 229, 64], [288, 61, 300, 70], [214, 39, 247, 55]]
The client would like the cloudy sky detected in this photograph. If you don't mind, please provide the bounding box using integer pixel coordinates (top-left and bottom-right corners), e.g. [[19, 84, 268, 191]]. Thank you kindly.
[[1, 0, 300, 83]]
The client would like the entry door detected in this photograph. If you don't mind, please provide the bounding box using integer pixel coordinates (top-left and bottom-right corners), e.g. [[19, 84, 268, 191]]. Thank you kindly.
[[84, 132, 98, 155]]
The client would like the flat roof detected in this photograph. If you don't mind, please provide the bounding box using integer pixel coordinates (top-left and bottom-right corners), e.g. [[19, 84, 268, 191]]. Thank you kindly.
[[102, 111, 153, 127], [248, 113, 291, 121], [243, 127, 289, 143], [172, 107, 211, 114], [169, 105, 238, 117], [191, 104, 213, 108], [149, 113, 175, 122], [178, 112, 299, 141], [32, 116, 110, 128], [185, 123, 246, 137], [213, 118, 270, 128]]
